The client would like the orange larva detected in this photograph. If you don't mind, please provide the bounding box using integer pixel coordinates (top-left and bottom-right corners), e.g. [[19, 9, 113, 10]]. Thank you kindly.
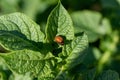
[[54, 35, 64, 45]]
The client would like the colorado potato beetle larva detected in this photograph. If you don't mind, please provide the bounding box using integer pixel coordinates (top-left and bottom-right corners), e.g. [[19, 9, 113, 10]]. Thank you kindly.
[[54, 35, 64, 45]]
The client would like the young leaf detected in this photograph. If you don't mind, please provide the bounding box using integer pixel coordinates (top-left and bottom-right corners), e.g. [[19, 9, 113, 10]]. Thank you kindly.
[[45, 2, 74, 43], [61, 32, 88, 70], [0, 12, 45, 42], [0, 49, 56, 78], [97, 70, 120, 80]]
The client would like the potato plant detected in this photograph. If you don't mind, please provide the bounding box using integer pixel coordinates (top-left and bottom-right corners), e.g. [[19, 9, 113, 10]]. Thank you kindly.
[[0, 1, 120, 80]]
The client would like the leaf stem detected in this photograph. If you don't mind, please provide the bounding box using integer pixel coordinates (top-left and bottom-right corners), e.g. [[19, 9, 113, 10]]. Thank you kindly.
[[54, 66, 66, 80]]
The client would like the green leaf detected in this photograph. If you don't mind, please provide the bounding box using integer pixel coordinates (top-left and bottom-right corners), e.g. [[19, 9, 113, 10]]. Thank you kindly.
[[71, 10, 111, 42], [54, 70, 70, 80], [45, 2, 74, 43], [82, 68, 96, 80], [71, 68, 96, 80], [0, 12, 45, 42], [0, 49, 56, 78], [83, 47, 101, 67], [97, 70, 120, 80], [0, 30, 40, 51], [61, 32, 88, 70], [9, 72, 33, 80]]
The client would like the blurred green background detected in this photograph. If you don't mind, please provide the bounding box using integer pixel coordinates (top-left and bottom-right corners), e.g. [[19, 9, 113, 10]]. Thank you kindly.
[[0, 0, 120, 79]]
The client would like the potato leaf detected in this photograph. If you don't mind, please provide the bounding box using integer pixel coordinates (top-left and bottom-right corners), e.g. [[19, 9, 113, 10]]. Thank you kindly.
[[71, 11, 111, 42], [0, 12, 45, 42], [61, 32, 88, 70], [45, 2, 74, 43], [0, 49, 56, 79], [0, 30, 41, 51], [97, 70, 120, 80]]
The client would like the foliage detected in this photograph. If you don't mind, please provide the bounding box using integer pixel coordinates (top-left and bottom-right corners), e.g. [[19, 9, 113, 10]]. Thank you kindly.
[[0, 0, 120, 80]]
